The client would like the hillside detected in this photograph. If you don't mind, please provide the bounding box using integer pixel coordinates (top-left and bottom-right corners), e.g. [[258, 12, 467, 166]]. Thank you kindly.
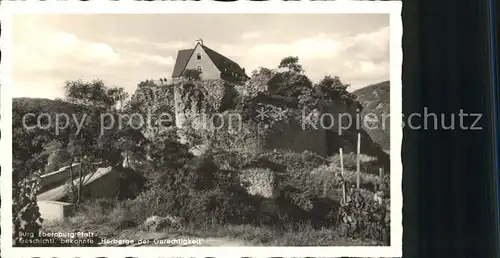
[[12, 97, 114, 177], [352, 81, 390, 150], [13, 98, 83, 128], [13, 97, 81, 113]]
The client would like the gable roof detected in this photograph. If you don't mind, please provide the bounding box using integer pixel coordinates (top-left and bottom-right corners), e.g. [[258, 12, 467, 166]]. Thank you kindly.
[[200, 45, 248, 78], [171, 49, 194, 78], [171, 43, 249, 79]]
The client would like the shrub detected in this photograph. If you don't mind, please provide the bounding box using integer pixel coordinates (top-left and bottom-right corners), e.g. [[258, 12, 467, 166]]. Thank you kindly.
[[128, 152, 260, 228], [13, 170, 43, 247], [337, 179, 390, 243], [181, 69, 202, 81]]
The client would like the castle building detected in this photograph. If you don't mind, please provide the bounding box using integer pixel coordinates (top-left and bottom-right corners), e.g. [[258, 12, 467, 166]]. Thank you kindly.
[[171, 39, 250, 83]]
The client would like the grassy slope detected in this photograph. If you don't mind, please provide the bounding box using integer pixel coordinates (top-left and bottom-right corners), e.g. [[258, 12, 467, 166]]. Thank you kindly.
[[352, 81, 390, 150], [45, 202, 381, 246]]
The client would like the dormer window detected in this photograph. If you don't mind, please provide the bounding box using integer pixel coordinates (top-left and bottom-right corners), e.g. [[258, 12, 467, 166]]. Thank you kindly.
[[197, 53, 202, 60]]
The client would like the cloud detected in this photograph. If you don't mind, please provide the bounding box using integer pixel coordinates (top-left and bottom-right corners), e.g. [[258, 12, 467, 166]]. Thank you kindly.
[[109, 37, 191, 50], [241, 32, 262, 40], [245, 33, 343, 60], [130, 53, 175, 66], [12, 17, 176, 98], [12, 15, 389, 99], [341, 26, 389, 64], [217, 26, 389, 90]]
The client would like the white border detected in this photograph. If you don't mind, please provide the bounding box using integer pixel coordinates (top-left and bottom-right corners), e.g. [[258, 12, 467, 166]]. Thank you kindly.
[[0, 1, 403, 257]]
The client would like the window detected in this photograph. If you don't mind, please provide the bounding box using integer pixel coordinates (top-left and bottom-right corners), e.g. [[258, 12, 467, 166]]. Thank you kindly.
[[197, 53, 202, 60], [197, 65, 202, 71]]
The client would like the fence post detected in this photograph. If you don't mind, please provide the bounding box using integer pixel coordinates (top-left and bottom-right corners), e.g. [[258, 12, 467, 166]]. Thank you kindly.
[[356, 132, 361, 190], [379, 167, 384, 191], [340, 148, 346, 205]]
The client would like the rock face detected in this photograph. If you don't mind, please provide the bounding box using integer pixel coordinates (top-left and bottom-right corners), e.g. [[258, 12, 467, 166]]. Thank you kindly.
[[238, 167, 279, 198]]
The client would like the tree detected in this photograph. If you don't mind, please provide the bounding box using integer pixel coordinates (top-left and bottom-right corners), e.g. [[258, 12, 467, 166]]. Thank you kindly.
[[59, 80, 145, 204], [268, 57, 312, 97], [317, 75, 349, 92], [64, 79, 116, 108], [278, 56, 304, 74], [12, 123, 52, 246], [314, 75, 355, 103], [181, 69, 202, 82], [107, 87, 129, 111], [251, 67, 274, 78], [241, 67, 275, 98]]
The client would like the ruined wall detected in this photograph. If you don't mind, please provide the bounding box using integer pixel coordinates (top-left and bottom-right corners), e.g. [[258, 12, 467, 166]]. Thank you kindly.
[[172, 79, 388, 166], [320, 100, 389, 165], [174, 80, 234, 143], [264, 120, 328, 156]]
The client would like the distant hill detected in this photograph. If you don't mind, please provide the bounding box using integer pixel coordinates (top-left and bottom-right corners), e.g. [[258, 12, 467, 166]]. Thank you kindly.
[[13, 97, 80, 114], [352, 81, 390, 150], [12, 98, 86, 130]]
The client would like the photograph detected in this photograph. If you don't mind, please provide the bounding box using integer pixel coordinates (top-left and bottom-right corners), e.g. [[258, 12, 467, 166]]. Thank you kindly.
[[0, 1, 402, 257]]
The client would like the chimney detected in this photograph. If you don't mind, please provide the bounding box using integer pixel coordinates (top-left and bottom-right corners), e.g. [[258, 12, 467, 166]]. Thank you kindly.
[[195, 38, 204, 46]]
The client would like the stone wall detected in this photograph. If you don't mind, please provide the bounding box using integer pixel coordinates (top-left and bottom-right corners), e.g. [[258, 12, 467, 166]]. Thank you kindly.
[[38, 201, 75, 221], [174, 80, 234, 143], [264, 119, 328, 156], [171, 79, 388, 166]]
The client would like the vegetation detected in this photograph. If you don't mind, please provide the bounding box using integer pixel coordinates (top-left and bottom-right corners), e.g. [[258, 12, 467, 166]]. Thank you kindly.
[[181, 68, 203, 82], [13, 56, 390, 247]]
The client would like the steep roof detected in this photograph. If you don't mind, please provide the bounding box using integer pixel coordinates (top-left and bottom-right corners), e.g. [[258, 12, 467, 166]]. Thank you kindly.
[[171, 43, 249, 79], [171, 49, 194, 78], [200, 45, 249, 78]]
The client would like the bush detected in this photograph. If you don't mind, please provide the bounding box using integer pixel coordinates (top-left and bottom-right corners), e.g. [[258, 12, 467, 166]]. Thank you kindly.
[[13, 171, 43, 247], [337, 183, 390, 243], [128, 152, 260, 228]]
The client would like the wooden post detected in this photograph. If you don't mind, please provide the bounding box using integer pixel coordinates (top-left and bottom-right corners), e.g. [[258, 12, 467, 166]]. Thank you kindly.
[[356, 133, 361, 190], [379, 167, 384, 190], [340, 148, 346, 204], [323, 172, 328, 197]]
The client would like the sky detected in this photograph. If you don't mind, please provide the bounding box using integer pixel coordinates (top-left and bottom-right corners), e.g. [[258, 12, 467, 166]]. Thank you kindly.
[[12, 14, 389, 99]]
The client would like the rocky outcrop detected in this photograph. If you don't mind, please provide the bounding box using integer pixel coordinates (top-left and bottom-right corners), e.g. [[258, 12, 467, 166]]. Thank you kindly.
[[142, 215, 182, 231], [238, 167, 279, 198]]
